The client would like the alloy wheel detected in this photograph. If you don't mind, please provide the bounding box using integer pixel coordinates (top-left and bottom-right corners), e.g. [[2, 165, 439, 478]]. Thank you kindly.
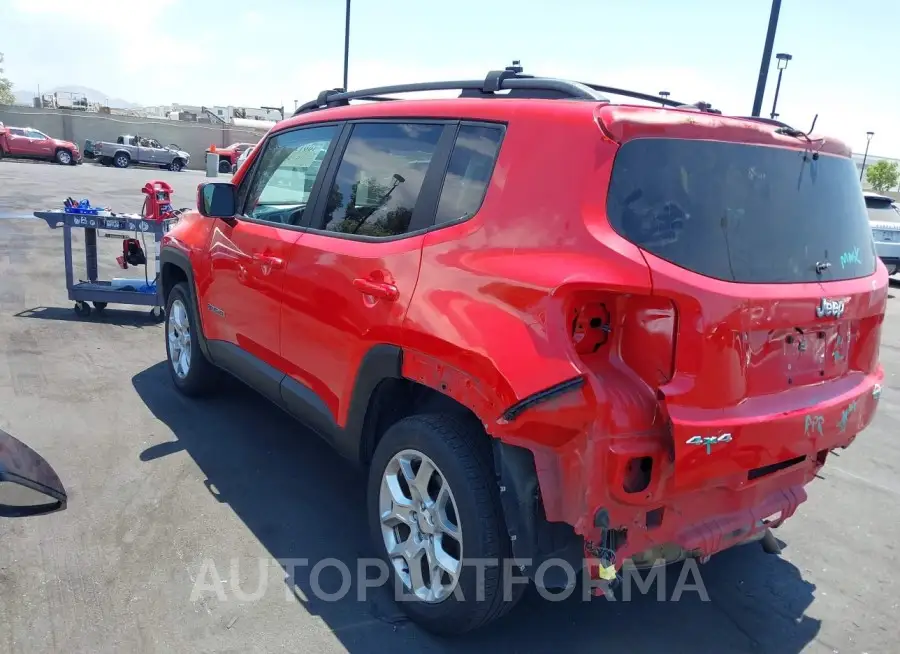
[[167, 299, 192, 378], [379, 449, 463, 603]]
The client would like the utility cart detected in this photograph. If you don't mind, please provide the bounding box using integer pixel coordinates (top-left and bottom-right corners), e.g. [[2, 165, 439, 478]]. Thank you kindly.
[[34, 210, 176, 319]]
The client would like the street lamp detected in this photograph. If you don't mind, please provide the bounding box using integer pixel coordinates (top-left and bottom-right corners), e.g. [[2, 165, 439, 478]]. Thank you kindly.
[[659, 90, 670, 106], [769, 52, 792, 120], [860, 131, 875, 182], [342, 0, 351, 91], [751, 0, 783, 116]]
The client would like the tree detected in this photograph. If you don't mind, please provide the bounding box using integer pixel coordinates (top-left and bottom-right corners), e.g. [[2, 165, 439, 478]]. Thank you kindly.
[[0, 53, 13, 106], [866, 160, 900, 193]]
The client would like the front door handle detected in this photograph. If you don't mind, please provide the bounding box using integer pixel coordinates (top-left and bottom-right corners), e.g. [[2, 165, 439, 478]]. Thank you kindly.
[[253, 254, 285, 274], [353, 278, 399, 301]]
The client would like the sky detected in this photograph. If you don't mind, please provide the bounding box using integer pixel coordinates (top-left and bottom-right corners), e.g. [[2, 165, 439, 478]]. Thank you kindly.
[[1, 0, 898, 157]]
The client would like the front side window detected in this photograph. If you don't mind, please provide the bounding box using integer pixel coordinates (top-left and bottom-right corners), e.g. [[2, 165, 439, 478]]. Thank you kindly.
[[25, 129, 46, 139], [242, 125, 337, 225], [321, 123, 443, 238]]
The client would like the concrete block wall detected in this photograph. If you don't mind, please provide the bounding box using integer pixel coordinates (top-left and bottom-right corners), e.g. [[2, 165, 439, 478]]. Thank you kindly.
[[0, 106, 268, 170]]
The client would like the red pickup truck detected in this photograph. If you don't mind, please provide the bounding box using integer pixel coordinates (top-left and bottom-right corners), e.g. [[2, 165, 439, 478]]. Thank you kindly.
[[207, 141, 256, 173], [0, 123, 81, 165]]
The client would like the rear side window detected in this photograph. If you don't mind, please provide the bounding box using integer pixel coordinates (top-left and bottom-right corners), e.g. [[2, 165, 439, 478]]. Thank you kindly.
[[435, 125, 504, 225], [321, 123, 443, 238], [607, 138, 877, 283]]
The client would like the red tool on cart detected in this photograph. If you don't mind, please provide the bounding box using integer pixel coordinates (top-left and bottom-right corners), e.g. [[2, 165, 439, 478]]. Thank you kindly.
[[142, 180, 176, 221], [116, 181, 175, 270]]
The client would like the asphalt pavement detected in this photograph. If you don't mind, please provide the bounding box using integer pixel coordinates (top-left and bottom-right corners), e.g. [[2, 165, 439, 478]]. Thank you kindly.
[[0, 158, 225, 219], [0, 159, 898, 653]]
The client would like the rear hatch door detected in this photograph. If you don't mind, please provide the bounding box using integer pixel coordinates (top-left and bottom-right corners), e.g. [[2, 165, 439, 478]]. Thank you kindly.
[[605, 131, 886, 490]]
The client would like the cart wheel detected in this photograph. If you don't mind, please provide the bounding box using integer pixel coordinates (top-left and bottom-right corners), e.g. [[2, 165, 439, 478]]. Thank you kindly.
[[74, 302, 91, 318], [150, 306, 164, 322], [92, 302, 108, 311]]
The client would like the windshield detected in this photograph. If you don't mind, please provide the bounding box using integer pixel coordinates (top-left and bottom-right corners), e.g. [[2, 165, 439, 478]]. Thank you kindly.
[[607, 138, 877, 283], [866, 197, 900, 224]]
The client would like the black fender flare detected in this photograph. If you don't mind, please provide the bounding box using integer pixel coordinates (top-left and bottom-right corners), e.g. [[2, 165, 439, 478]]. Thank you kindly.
[[159, 248, 212, 361]]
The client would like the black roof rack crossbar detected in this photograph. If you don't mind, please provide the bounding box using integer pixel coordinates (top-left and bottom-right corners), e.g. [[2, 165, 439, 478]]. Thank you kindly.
[[292, 63, 720, 117], [293, 72, 608, 116]]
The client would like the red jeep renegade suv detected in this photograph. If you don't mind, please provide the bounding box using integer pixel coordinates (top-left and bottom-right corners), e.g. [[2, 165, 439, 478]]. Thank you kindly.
[[159, 65, 887, 634]]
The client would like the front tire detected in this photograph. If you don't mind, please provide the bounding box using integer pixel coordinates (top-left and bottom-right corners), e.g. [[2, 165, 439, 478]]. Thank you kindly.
[[218, 159, 232, 174], [169, 158, 185, 172], [368, 414, 523, 635], [55, 149, 73, 165], [165, 282, 220, 396]]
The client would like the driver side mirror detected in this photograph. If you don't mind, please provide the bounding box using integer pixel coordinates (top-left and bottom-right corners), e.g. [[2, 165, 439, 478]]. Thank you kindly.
[[0, 430, 67, 518], [197, 182, 237, 218]]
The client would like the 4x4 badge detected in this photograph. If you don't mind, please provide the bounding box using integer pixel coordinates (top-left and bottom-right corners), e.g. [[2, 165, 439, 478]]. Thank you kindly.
[[685, 433, 732, 455], [816, 297, 845, 319]]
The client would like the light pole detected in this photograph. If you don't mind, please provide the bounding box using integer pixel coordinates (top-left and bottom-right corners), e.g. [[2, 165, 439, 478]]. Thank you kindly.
[[752, 0, 783, 116], [860, 131, 874, 182], [659, 91, 670, 106], [769, 53, 792, 120], [342, 0, 351, 91]]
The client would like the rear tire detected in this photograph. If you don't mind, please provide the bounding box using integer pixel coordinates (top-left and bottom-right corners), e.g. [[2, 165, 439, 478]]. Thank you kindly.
[[218, 159, 232, 173], [165, 282, 220, 396], [367, 414, 524, 635], [113, 153, 130, 168]]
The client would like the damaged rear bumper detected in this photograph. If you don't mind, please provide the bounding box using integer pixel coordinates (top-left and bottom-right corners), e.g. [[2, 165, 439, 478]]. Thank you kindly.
[[492, 367, 884, 580]]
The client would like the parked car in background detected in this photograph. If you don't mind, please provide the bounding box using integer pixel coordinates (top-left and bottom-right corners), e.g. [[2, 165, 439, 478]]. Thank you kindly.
[[91, 135, 190, 171], [210, 142, 257, 173], [231, 144, 255, 173], [0, 124, 81, 165], [865, 191, 900, 275]]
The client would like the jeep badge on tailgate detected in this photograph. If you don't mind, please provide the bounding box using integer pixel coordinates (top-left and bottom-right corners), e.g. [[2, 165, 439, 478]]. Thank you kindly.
[[816, 297, 846, 319]]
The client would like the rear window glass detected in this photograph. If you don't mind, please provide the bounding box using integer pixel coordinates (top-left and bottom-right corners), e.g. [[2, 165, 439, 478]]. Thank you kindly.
[[607, 138, 877, 283]]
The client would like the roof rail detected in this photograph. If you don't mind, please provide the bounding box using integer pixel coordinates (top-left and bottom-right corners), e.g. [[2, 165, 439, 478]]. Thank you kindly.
[[293, 63, 608, 116], [292, 62, 720, 116]]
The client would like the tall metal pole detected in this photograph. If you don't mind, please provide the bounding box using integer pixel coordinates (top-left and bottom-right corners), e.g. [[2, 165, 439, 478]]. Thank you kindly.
[[769, 68, 784, 120], [860, 132, 874, 182], [751, 0, 782, 117], [342, 0, 351, 91]]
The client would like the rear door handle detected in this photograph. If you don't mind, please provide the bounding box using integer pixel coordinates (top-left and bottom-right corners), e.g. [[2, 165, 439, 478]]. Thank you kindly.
[[353, 278, 399, 301]]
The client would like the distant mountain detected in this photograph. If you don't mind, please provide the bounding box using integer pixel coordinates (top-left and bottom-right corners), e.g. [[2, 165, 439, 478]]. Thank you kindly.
[[12, 85, 138, 108]]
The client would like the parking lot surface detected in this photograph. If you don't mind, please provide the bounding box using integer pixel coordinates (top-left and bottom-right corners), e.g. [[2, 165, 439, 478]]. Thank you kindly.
[[0, 160, 898, 653]]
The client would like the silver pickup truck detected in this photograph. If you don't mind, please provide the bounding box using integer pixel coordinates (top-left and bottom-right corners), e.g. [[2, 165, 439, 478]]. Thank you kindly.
[[89, 135, 191, 171]]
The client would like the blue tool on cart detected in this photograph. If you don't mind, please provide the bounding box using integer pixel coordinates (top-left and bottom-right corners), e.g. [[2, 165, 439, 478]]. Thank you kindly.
[[34, 192, 180, 320]]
